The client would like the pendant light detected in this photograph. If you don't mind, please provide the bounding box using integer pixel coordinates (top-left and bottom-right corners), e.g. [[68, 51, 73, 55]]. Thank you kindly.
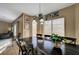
[[38, 3, 44, 24]]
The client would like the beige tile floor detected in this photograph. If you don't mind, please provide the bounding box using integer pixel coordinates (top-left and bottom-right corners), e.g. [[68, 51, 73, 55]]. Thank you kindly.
[[0, 41, 19, 55]]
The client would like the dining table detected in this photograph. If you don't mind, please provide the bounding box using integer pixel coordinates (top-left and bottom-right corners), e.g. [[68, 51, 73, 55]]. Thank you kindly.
[[19, 37, 65, 55]]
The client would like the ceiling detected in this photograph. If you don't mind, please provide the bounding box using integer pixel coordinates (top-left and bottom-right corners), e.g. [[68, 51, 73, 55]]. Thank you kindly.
[[0, 3, 75, 23]]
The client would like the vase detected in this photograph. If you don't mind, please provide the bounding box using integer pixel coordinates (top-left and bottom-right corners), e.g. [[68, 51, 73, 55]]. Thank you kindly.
[[51, 41, 62, 55], [54, 41, 62, 48]]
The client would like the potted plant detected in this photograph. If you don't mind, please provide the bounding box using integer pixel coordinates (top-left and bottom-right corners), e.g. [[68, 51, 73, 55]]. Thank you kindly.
[[51, 34, 64, 55], [51, 34, 63, 48]]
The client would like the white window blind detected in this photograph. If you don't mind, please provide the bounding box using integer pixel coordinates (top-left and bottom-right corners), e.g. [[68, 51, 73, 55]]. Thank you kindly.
[[44, 20, 51, 35], [52, 18, 65, 36], [44, 18, 65, 36]]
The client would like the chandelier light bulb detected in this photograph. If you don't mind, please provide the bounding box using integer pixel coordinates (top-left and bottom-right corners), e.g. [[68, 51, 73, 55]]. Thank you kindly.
[[40, 18, 44, 24]]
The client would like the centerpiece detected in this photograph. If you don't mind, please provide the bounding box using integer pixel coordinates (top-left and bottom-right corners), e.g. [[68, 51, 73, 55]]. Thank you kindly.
[[51, 34, 64, 48], [50, 34, 65, 55]]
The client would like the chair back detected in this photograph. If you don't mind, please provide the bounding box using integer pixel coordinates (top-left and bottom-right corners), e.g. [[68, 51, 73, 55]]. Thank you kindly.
[[37, 34, 43, 40], [44, 35, 51, 40], [16, 38, 28, 55]]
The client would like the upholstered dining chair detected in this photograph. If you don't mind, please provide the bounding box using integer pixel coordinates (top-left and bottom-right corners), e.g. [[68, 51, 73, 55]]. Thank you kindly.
[[37, 34, 44, 48], [16, 40, 28, 55], [44, 35, 51, 40]]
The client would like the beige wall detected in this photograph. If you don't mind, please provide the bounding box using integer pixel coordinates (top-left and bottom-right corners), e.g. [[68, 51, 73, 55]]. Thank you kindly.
[[0, 21, 11, 33], [18, 15, 23, 37], [59, 5, 75, 37], [16, 13, 33, 42], [37, 20, 43, 34], [75, 4, 79, 44], [59, 4, 79, 44], [23, 14, 32, 38]]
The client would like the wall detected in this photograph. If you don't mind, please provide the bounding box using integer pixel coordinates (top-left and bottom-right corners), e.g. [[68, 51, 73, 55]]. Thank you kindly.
[[23, 14, 32, 38], [59, 4, 79, 44], [75, 4, 79, 44], [15, 13, 33, 42], [18, 15, 23, 37], [37, 20, 44, 34], [59, 5, 75, 37], [0, 21, 11, 33]]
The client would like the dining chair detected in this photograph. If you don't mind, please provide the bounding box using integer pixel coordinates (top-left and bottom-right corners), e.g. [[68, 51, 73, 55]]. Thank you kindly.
[[16, 39, 28, 55], [44, 35, 51, 40], [27, 44, 35, 55], [37, 34, 44, 48]]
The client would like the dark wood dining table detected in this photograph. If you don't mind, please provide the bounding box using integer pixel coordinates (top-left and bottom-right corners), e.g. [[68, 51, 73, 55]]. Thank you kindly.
[[19, 38, 49, 55], [19, 37, 65, 55]]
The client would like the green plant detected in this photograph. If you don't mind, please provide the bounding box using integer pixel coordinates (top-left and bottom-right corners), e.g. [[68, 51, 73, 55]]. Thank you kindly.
[[51, 34, 63, 43]]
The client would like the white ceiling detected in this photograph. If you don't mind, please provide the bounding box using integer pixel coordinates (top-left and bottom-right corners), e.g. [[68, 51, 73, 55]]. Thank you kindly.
[[0, 3, 75, 23]]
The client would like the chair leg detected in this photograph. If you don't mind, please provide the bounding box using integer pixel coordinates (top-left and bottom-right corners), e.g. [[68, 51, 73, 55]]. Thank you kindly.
[[18, 49, 21, 55], [22, 51, 24, 55]]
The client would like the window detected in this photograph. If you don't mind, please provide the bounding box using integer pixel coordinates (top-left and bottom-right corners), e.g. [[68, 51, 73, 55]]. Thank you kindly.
[[13, 24, 17, 37], [52, 18, 65, 36], [44, 20, 51, 35], [44, 18, 65, 36]]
